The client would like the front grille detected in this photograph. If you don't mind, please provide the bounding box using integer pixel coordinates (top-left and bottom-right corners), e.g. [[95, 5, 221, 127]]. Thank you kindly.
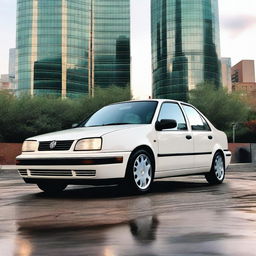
[[75, 170, 96, 177], [18, 169, 96, 177], [30, 170, 72, 177], [38, 140, 74, 151], [18, 169, 28, 176]]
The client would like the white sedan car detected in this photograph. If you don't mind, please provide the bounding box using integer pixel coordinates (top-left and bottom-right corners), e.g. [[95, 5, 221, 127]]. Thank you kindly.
[[16, 100, 231, 194]]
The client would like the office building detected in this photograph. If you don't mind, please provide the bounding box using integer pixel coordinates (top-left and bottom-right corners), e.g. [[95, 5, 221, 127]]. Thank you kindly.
[[0, 74, 13, 91], [16, 0, 130, 97], [221, 57, 232, 93], [231, 60, 255, 83], [9, 48, 16, 79], [0, 48, 16, 92], [151, 0, 221, 101], [232, 60, 256, 106]]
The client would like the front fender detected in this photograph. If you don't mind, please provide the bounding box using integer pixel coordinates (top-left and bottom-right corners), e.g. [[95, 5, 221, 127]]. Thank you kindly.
[[102, 125, 157, 157]]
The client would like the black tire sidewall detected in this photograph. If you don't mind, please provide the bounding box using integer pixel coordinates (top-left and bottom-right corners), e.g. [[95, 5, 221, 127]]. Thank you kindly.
[[213, 152, 225, 182], [206, 152, 225, 185], [125, 149, 155, 193]]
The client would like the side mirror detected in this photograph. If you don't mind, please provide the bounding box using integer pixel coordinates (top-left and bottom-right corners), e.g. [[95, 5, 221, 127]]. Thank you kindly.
[[155, 119, 177, 131], [72, 123, 78, 128]]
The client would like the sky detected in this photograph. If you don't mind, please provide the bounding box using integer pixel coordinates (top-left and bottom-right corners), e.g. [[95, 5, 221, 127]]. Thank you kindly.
[[0, 0, 256, 99]]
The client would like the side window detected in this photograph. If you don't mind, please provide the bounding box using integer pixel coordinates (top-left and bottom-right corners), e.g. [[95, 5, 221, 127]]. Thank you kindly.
[[158, 103, 188, 131], [182, 105, 211, 131]]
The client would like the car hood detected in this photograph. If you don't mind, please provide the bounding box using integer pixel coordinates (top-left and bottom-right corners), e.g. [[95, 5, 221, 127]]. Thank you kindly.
[[28, 125, 146, 141]]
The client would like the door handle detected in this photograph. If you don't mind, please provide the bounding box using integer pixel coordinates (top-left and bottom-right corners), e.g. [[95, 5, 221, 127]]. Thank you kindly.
[[208, 135, 213, 140], [186, 135, 192, 140]]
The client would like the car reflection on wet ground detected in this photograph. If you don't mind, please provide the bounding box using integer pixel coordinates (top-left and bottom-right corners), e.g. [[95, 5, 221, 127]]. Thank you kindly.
[[0, 167, 256, 256]]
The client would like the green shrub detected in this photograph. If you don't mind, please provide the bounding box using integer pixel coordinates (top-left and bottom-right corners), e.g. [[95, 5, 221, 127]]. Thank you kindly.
[[189, 83, 249, 131], [0, 86, 130, 142]]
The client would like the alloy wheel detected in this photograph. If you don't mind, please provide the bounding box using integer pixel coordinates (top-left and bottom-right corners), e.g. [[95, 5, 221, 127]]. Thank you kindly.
[[214, 154, 225, 181], [133, 154, 152, 190]]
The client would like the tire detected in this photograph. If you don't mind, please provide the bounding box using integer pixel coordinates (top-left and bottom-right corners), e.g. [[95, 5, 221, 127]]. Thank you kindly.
[[123, 149, 155, 194], [205, 152, 225, 185], [37, 182, 67, 194]]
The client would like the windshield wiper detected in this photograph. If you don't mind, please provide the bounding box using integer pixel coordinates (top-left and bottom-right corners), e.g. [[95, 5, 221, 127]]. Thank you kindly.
[[102, 123, 133, 126], [85, 123, 134, 127]]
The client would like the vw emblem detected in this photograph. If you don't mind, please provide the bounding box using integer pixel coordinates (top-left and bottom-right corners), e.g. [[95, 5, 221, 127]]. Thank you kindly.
[[49, 140, 57, 149]]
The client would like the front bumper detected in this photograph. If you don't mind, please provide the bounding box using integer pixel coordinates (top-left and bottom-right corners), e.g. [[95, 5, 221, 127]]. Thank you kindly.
[[16, 152, 130, 182]]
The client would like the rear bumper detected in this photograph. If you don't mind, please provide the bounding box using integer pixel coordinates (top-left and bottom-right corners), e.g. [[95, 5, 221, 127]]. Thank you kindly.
[[16, 152, 130, 182], [224, 150, 232, 169]]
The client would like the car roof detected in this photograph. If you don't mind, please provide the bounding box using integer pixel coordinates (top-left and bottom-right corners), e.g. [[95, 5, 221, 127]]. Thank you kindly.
[[119, 99, 189, 105]]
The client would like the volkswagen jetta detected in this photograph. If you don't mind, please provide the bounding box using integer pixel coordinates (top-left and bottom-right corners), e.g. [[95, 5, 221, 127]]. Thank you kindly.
[[16, 100, 231, 194]]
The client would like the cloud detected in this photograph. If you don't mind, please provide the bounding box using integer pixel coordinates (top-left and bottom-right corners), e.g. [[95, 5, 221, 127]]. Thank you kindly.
[[221, 15, 256, 37]]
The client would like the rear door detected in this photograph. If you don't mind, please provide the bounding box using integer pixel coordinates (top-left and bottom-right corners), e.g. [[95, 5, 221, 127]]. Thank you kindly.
[[157, 102, 194, 173], [182, 104, 214, 169]]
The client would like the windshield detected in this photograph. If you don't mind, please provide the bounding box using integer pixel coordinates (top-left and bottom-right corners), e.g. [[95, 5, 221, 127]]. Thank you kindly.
[[81, 101, 158, 127]]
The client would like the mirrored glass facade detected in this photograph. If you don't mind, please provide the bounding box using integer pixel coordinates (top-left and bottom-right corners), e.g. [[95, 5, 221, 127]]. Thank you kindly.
[[151, 0, 221, 101], [93, 0, 130, 90], [16, 0, 130, 97]]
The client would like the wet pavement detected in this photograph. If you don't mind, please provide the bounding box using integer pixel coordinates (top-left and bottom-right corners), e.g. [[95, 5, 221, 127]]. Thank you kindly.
[[0, 166, 256, 256]]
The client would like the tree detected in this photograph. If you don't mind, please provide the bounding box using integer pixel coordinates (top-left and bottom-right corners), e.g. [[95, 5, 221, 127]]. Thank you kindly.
[[189, 83, 249, 131], [245, 120, 256, 133], [0, 86, 131, 142]]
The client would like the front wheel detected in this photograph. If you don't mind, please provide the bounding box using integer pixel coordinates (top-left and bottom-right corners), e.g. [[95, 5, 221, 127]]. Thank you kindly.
[[205, 152, 225, 185], [124, 150, 155, 194], [37, 182, 67, 194]]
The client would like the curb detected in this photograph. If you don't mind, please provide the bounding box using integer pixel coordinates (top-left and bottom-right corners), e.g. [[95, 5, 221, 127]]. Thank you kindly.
[[0, 165, 18, 171], [228, 163, 256, 172], [1, 165, 18, 169]]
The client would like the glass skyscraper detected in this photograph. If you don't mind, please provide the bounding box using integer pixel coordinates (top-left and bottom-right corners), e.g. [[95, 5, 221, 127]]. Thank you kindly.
[[16, 0, 130, 97], [151, 0, 221, 101]]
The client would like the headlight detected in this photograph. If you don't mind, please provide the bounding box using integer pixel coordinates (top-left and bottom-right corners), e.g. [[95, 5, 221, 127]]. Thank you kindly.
[[74, 138, 102, 151], [22, 140, 38, 152]]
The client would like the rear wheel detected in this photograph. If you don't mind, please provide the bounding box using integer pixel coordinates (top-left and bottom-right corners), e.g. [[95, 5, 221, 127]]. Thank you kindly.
[[124, 149, 154, 194], [37, 182, 67, 194], [205, 152, 225, 185]]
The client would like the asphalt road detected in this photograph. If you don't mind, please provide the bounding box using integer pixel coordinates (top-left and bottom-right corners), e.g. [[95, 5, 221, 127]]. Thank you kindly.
[[0, 166, 256, 256]]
